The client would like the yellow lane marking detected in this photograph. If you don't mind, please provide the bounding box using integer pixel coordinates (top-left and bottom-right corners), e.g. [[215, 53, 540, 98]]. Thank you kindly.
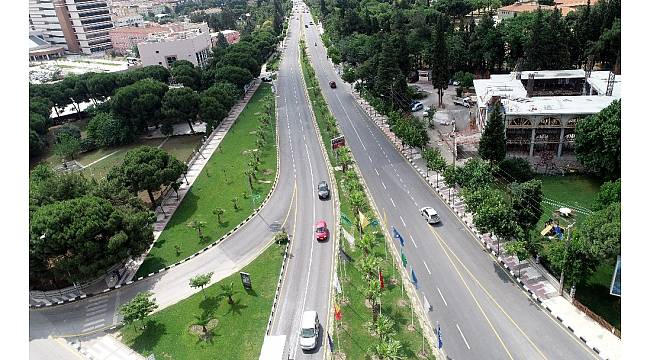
[[430, 226, 552, 359], [425, 226, 515, 360]]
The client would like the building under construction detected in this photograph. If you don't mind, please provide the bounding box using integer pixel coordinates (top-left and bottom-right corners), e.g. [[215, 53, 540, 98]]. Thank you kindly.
[[473, 69, 621, 168]]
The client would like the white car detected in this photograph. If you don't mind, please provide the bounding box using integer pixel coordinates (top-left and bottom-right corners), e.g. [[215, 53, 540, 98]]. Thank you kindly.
[[420, 206, 441, 224], [299, 310, 319, 351], [411, 102, 424, 112]]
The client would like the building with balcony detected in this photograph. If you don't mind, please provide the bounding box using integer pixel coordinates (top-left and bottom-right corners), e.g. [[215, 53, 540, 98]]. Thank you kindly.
[[112, 14, 144, 28], [473, 69, 621, 161]]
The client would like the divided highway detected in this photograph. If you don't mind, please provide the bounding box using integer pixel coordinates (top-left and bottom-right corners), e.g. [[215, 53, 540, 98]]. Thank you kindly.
[[299, 2, 599, 359], [267, 5, 336, 360]]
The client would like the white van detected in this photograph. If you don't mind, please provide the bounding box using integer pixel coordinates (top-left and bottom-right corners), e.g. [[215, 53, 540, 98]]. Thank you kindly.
[[299, 310, 319, 351]]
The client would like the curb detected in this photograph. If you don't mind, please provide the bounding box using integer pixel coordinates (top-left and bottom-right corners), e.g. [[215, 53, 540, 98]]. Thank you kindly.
[[30, 84, 282, 310], [350, 89, 611, 360]]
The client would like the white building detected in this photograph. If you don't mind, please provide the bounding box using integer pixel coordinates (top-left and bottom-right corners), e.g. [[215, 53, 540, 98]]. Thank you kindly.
[[112, 14, 144, 28], [138, 28, 211, 68], [473, 69, 621, 160]]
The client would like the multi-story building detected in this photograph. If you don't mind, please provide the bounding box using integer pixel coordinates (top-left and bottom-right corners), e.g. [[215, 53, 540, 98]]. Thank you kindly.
[[473, 69, 621, 161], [112, 14, 144, 28], [29, 0, 114, 55], [497, 0, 598, 21], [138, 28, 211, 68], [109, 24, 165, 54]]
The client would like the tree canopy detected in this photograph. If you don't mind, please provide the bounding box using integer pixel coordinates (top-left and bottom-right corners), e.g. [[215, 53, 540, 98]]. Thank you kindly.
[[575, 100, 620, 179]]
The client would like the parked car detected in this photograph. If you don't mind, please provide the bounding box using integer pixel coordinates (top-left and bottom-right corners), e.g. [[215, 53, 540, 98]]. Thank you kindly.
[[317, 181, 330, 199], [420, 206, 441, 224], [300, 311, 319, 351], [305, 24, 308, 28], [315, 220, 329, 241], [261, 75, 272, 82], [329, 80, 337, 88], [411, 101, 424, 112]]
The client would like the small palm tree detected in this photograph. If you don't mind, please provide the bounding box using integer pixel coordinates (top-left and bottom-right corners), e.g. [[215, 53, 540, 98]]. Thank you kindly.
[[358, 232, 377, 256], [363, 279, 381, 323], [244, 168, 255, 191], [187, 220, 207, 241], [374, 314, 395, 341], [358, 255, 381, 280], [212, 208, 225, 224], [337, 147, 353, 172], [192, 313, 213, 340], [231, 197, 239, 210], [274, 230, 289, 245], [375, 338, 405, 360], [220, 281, 237, 304], [350, 191, 367, 234]]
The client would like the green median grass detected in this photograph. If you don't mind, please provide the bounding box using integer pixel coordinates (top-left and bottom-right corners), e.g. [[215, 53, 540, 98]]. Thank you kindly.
[[135, 84, 277, 277], [121, 243, 285, 359], [300, 39, 434, 359]]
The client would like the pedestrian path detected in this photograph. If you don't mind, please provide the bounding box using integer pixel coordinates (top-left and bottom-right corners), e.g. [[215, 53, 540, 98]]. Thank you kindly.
[[74, 333, 145, 360], [347, 86, 621, 360], [29, 80, 262, 306]]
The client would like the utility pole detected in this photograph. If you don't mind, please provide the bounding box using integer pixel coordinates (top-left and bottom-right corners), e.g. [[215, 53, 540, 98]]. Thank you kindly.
[[558, 222, 575, 295]]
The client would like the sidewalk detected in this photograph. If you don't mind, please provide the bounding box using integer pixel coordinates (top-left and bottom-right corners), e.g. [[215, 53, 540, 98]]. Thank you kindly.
[[29, 80, 261, 307], [348, 87, 622, 360], [67, 332, 145, 360]]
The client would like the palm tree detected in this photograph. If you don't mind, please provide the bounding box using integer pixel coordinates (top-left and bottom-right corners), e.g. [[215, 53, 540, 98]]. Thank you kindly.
[[358, 255, 381, 280], [220, 281, 237, 304], [337, 147, 353, 172], [350, 191, 367, 234], [374, 338, 405, 360], [212, 208, 225, 224], [192, 313, 213, 339], [363, 279, 381, 323], [231, 196, 239, 210], [244, 168, 255, 191], [358, 232, 377, 256], [187, 220, 207, 241], [374, 314, 396, 341]]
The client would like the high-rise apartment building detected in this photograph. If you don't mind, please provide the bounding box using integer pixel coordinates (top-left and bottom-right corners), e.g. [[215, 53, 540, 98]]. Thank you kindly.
[[29, 0, 114, 55]]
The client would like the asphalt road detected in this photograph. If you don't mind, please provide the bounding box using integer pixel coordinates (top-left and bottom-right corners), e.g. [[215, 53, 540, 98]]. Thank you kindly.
[[29, 57, 299, 360], [268, 5, 336, 360], [299, 2, 599, 359]]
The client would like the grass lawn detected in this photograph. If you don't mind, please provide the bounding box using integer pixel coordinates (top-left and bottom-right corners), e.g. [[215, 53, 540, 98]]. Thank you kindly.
[[120, 243, 285, 360], [300, 41, 434, 359], [136, 84, 276, 276], [535, 175, 620, 330]]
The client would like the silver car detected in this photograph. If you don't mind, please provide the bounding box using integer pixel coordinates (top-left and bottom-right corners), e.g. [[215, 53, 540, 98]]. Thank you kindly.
[[420, 206, 440, 224]]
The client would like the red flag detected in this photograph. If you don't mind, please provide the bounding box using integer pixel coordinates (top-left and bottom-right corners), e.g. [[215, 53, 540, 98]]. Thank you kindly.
[[379, 270, 385, 289], [334, 304, 342, 321]]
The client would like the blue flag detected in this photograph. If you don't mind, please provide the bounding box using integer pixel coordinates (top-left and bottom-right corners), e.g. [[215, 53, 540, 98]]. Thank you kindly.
[[393, 226, 404, 247], [411, 267, 418, 289], [437, 322, 443, 349]]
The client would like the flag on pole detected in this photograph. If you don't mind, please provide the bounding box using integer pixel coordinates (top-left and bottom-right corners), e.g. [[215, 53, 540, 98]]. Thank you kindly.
[[393, 226, 404, 247], [437, 322, 443, 349], [411, 267, 419, 289], [328, 332, 335, 351], [379, 270, 385, 289], [359, 211, 369, 229], [423, 295, 431, 312], [334, 273, 341, 294], [401, 248, 408, 268], [334, 304, 342, 321]]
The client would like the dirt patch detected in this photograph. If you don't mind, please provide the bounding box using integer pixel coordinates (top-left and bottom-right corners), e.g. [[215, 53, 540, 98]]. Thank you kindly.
[[397, 299, 408, 308], [406, 323, 417, 332], [188, 318, 219, 340]]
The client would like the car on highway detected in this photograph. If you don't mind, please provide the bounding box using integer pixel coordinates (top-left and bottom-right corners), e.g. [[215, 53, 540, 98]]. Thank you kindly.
[[299, 310, 319, 351], [411, 101, 424, 112], [420, 206, 441, 224], [315, 220, 329, 241], [317, 180, 330, 199], [329, 80, 337, 88]]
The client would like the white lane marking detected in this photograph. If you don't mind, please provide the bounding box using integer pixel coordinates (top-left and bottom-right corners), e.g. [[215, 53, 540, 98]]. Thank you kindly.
[[409, 233, 418, 248], [457, 323, 471, 350], [381, 181, 386, 190], [368, 155, 373, 163], [374, 168, 379, 176], [437, 287, 448, 307], [423, 261, 432, 275], [390, 198, 396, 208], [400, 216, 406, 227]]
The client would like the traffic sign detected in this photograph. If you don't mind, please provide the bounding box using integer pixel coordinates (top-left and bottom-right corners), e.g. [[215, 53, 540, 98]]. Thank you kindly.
[[331, 135, 345, 150]]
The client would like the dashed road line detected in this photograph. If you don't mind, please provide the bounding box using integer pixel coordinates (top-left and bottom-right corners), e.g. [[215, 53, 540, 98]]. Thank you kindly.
[[437, 287, 448, 307], [457, 323, 471, 350]]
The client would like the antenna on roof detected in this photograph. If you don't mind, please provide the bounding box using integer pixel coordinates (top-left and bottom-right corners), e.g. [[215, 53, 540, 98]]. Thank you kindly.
[[606, 71, 615, 96], [582, 55, 595, 95]]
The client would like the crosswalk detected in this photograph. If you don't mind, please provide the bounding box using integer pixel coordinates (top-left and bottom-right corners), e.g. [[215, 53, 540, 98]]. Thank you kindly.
[[79, 335, 144, 360], [81, 296, 111, 334]]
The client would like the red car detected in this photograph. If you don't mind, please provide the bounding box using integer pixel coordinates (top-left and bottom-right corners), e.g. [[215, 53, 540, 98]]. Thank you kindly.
[[315, 220, 329, 241]]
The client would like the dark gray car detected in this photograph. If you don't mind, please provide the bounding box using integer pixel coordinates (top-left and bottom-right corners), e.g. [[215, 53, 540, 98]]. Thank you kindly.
[[317, 181, 330, 200]]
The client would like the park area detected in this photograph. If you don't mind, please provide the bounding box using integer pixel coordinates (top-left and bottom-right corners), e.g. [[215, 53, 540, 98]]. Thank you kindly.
[[135, 84, 277, 276], [537, 175, 620, 330], [120, 244, 285, 360]]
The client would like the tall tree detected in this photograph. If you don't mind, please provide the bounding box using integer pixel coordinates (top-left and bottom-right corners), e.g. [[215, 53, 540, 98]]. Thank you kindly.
[[431, 17, 450, 107], [575, 100, 620, 179], [478, 102, 506, 163], [162, 87, 201, 133], [592, 178, 620, 211], [108, 146, 187, 206], [119, 291, 158, 330], [199, 94, 228, 133]]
